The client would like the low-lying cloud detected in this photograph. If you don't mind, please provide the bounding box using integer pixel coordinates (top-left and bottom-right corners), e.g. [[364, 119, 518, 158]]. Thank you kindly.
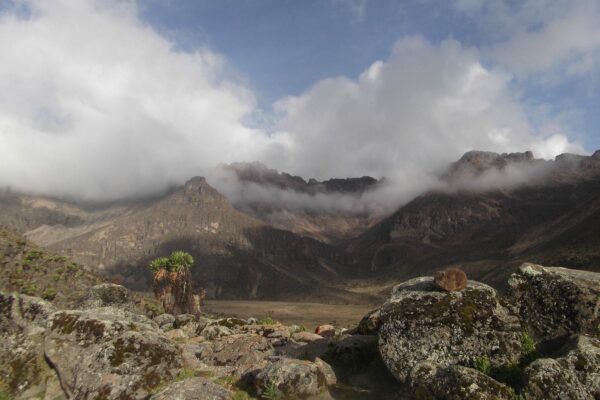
[[0, 0, 585, 212]]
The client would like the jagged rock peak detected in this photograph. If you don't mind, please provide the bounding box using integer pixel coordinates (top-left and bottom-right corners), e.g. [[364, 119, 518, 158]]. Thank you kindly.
[[224, 161, 379, 194], [183, 176, 225, 202], [456, 150, 534, 167], [593, 149, 600, 159]]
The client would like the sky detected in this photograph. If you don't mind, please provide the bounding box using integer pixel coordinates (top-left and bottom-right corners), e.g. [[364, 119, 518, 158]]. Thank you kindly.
[[0, 0, 599, 201]]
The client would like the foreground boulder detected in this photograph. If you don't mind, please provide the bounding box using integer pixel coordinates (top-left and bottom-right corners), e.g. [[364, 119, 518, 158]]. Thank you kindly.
[[77, 283, 133, 309], [409, 362, 514, 399], [378, 277, 523, 382], [523, 335, 600, 399], [150, 377, 233, 400], [254, 358, 331, 398], [509, 263, 600, 340], [0, 292, 62, 399], [44, 307, 182, 399]]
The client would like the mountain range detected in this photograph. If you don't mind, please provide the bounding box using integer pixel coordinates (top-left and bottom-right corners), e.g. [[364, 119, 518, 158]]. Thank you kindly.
[[1, 149, 599, 303]]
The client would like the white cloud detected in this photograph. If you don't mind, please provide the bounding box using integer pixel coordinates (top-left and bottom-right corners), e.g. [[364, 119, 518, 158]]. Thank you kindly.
[[331, 0, 369, 23], [0, 0, 268, 200], [0, 0, 583, 208], [455, 0, 600, 81], [266, 36, 581, 181]]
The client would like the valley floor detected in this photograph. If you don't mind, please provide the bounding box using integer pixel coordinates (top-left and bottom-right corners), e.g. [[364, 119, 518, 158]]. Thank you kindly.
[[203, 300, 373, 329]]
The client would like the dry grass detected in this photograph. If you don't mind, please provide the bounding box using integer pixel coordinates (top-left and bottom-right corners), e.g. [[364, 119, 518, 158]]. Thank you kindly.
[[203, 300, 373, 329]]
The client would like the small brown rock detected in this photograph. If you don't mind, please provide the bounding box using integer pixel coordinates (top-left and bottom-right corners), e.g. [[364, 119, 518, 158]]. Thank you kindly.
[[315, 324, 335, 337], [434, 267, 467, 292]]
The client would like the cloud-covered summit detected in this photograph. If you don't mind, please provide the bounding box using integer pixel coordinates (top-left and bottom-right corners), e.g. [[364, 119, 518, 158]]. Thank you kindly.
[[0, 0, 587, 202]]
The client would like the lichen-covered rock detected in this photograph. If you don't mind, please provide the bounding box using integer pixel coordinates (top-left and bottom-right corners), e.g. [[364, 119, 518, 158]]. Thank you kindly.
[[314, 357, 337, 386], [154, 313, 176, 327], [556, 335, 600, 397], [150, 377, 233, 400], [378, 277, 523, 383], [255, 359, 329, 398], [44, 307, 182, 399], [524, 358, 590, 399], [77, 283, 132, 309], [196, 334, 274, 373], [0, 292, 62, 399], [523, 335, 600, 399], [352, 308, 381, 335], [509, 263, 600, 340], [174, 313, 196, 328], [409, 362, 514, 400], [201, 325, 233, 340]]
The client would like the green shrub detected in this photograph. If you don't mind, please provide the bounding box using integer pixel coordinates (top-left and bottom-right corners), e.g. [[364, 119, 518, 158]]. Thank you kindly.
[[473, 356, 491, 375], [520, 332, 537, 362], [23, 249, 43, 261], [261, 382, 283, 400], [41, 287, 57, 301], [21, 282, 37, 296]]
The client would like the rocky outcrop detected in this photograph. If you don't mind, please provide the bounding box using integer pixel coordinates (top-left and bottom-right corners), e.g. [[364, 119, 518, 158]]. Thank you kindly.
[[523, 335, 600, 399], [254, 358, 330, 398], [77, 283, 133, 309], [378, 277, 523, 383], [44, 307, 182, 399], [409, 362, 514, 400], [150, 377, 233, 400], [0, 292, 59, 399], [509, 263, 600, 340]]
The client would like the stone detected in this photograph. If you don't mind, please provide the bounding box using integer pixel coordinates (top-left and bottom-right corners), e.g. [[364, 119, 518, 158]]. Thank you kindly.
[[522, 335, 600, 399], [77, 283, 132, 310], [292, 331, 324, 343], [0, 292, 61, 399], [409, 362, 514, 400], [154, 313, 175, 327], [174, 313, 197, 328], [315, 324, 335, 337], [434, 267, 468, 292], [352, 308, 382, 335], [524, 358, 591, 399], [44, 307, 182, 399], [378, 277, 523, 383], [150, 377, 233, 400], [196, 334, 274, 373], [165, 328, 188, 340], [254, 359, 328, 398], [509, 263, 600, 340], [314, 357, 337, 386], [201, 325, 233, 340]]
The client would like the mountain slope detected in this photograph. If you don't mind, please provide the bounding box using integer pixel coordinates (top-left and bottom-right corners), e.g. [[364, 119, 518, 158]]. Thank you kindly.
[[346, 151, 600, 290], [8, 178, 371, 303]]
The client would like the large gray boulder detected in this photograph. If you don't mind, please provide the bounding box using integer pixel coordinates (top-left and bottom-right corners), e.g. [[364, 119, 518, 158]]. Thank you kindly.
[[0, 292, 62, 399], [150, 377, 233, 400], [509, 263, 600, 340], [378, 277, 523, 382], [523, 335, 600, 399], [77, 283, 133, 309], [44, 307, 182, 399], [195, 333, 274, 374], [254, 358, 330, 398], [409, 362, 514, 400]]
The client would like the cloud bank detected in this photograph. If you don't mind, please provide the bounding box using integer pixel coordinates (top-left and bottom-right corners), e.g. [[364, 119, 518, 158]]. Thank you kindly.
[[0, 0, 586, 208]]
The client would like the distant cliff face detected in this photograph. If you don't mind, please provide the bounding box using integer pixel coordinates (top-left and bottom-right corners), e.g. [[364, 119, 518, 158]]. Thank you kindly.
[[347, 150, 600, 289], [220, 162, 383, 243]]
